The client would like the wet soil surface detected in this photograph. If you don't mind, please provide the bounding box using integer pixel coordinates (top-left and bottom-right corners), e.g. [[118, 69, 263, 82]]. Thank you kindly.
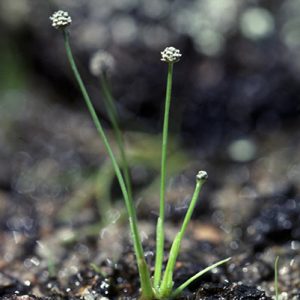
[[1, 92, 300, 299]]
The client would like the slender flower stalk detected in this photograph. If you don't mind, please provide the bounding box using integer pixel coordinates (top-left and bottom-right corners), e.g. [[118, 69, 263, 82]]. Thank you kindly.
[[63, 30, 153, 299], [159, 171, 207, 297], [157, 171, 230, 298], [100, 72, 133, 203], [90, 51, 133, 204], [154, 47, 181, 290], [49, 12, 153, 297]]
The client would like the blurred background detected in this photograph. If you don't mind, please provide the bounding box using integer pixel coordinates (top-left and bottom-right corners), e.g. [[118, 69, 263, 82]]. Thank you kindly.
[[1, 0, 300, 263], [2, 0, 300, 146]]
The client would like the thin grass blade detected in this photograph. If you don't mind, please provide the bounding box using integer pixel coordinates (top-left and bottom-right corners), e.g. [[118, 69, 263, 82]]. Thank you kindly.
[[170, 257, 231, 299]]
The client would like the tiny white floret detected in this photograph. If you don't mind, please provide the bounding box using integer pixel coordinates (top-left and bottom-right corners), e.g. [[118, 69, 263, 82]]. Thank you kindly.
[[161, 47, 182, 63], [50, 10, 72, 30], [89, 51, 115, 77], [196, 170, 208, 182]]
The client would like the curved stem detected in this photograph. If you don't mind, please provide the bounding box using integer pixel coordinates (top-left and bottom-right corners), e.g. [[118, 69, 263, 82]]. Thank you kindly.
[[159, 176, 206, 296], [154, 63, 174, 290], [100, 73, 133, 203], [62, 30, 153, 299], [170, 257, 231, 299]]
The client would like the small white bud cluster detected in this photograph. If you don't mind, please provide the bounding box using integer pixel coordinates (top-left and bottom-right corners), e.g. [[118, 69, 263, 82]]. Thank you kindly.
[[89, 51, 116, 77], [196, 170, 208, 182], [161, 47, 182, 63], [50, 10, 72, 29]]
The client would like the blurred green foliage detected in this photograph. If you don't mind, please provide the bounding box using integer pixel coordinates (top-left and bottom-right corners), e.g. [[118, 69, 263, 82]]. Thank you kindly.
[[0, 38, 27, 91]]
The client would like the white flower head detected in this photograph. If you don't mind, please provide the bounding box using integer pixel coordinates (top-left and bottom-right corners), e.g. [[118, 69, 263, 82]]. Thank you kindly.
[[50, 10, 72, 30], [161, 47, 182, 63], [196, 170, 208, 182], [89, 51, 116, 77]]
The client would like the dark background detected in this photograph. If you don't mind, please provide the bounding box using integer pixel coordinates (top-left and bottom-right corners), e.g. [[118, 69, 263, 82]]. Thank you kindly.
[[2, 0, 300, 150]]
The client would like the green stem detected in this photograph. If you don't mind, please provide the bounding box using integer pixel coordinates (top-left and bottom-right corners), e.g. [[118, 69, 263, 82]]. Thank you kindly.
[[170, 257, 231, 299], [154, 62, 174, 289], [159, 174, 207, 297], [47, 257, 56, 278], [62, 30, 153, 299], [100, 73, 133, 203]]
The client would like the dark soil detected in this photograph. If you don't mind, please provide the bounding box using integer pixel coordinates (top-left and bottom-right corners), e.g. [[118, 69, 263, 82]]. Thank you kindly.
[[0, 95, 300, 299]]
